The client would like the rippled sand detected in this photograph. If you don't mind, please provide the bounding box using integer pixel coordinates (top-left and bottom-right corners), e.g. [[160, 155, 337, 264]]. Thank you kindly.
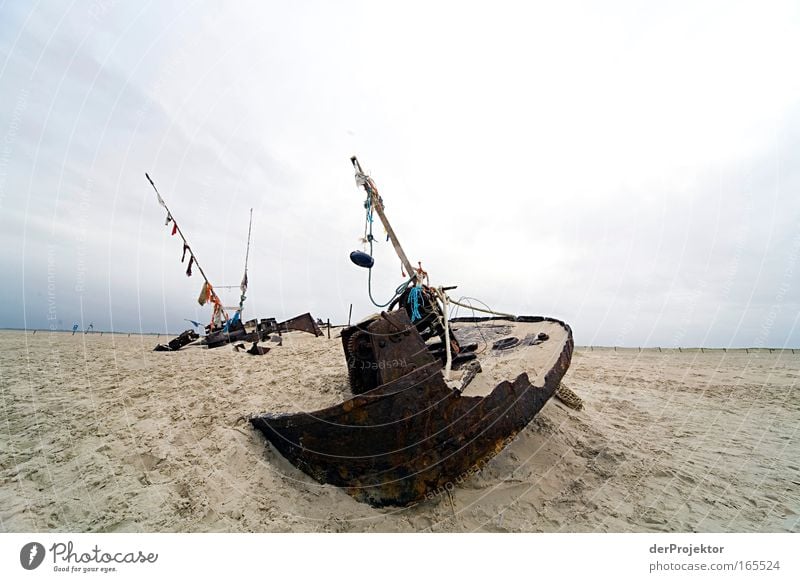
[[1, 329, 797, 532]]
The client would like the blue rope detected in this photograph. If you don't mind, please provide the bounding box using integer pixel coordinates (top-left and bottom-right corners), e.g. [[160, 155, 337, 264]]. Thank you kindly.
[[368, 270, 412, 308], [365, 197, 373, 222], [407, 286, 423, 322], [362, 191, 411, 308]]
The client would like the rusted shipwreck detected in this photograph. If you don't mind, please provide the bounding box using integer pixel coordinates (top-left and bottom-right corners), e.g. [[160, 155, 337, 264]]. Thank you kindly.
[[202, 312, 322, 349], [146, 174, 322, 352], [251, 309, 572, 506], [250, 157, 574, 506]]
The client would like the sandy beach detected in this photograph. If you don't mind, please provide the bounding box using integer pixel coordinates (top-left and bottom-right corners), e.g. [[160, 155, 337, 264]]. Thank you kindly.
[[1, 329, 797, 533]]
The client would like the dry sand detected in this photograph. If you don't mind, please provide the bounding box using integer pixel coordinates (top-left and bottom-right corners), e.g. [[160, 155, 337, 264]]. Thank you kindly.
[[1, 329, 798, 532]]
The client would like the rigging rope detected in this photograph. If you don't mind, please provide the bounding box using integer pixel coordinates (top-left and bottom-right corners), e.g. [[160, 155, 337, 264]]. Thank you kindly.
[[407, 286, 423, 322], [145, 173, 228, 326], [362, 189, 415, 308], [447, 297, 514, 318], [369, 270, 413, 308]]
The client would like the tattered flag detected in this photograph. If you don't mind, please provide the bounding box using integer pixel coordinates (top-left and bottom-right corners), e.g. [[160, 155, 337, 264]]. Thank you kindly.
[[198, 282, 209, 306]]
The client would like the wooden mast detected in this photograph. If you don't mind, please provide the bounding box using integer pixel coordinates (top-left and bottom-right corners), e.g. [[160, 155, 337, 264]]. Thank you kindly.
[[351, 156, 417, 281]]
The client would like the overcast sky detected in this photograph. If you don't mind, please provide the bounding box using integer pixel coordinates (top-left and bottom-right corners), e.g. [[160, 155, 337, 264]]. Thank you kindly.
[[1, 1, 798, 347]]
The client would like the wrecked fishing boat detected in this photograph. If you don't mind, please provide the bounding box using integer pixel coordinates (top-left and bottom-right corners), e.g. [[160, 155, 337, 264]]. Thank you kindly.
[[146, 174, 322, 352], [153, 329, 200, 352], [252, 310, 572, 507], [203, 313, 323, 349], [250, 158, 574, 507]]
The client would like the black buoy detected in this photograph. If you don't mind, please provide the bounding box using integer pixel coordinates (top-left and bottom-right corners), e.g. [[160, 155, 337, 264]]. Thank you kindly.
[[350, 250, 374, 269]]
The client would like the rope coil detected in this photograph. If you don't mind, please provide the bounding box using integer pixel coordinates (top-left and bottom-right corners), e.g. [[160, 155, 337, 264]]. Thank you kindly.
[[407, 286, 423, 322]]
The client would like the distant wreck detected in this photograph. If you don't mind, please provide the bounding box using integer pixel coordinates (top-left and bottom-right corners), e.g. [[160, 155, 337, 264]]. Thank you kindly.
[[250, 158, 574, 506], [146, 173, 322, 352]]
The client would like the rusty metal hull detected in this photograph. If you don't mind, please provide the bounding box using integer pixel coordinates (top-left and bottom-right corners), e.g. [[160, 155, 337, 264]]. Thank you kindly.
[[251, 315, 573, 507], [203, 312, 322, 349], [277, 312, 323, 337]]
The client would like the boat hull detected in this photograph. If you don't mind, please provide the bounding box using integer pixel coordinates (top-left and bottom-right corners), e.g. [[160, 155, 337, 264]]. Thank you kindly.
[[251, 314, 573, 507], [204, 312, 323, 349]]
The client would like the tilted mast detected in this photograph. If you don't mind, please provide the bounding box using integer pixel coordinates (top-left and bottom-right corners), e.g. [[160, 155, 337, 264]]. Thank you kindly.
[[351, 157, 418, 282], [145, 173, 229, 326]]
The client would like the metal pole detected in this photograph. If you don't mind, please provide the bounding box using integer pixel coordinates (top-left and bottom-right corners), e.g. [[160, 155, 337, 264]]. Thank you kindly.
[[243, 208, 253, 275], [348, 303, 353, 326], [239, 207, 254, 314]]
